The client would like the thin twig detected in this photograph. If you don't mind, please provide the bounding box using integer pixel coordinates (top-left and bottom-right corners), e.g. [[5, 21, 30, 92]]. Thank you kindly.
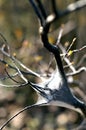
[[66, 67, 86, 76], [36, 0, 47, 19], [0, 48, 43, 79], [0, 103, 46, 130], [4, 68, 21, 84]]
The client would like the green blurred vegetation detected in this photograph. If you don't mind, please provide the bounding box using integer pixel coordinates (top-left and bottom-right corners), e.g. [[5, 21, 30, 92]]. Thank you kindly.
[[0, 0, 86, 130]]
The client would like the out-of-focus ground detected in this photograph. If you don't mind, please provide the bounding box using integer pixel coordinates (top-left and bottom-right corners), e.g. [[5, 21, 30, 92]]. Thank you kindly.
[[0, 0, 86, 130]]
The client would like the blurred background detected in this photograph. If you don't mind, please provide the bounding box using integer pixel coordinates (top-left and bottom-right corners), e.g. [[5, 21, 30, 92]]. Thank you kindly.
[[0, 0, 86, 130]]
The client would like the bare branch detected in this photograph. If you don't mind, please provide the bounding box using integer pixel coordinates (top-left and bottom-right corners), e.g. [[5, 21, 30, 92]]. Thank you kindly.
[[56, 25, 64, 45], [4, 68, 21, 84], [51, 0, 59, 16], [35, 0, 47, 19], [47, 0, 86, 23], [0, 103, 46, 130], [0, 45, 43, 79], [59, 43, 76, 73], [30, 0, 86, 117], [66, 67, 86, 76], [65, 0, 86, 15], [0, 1, 86, 129], [29, 0, 43, 25]]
